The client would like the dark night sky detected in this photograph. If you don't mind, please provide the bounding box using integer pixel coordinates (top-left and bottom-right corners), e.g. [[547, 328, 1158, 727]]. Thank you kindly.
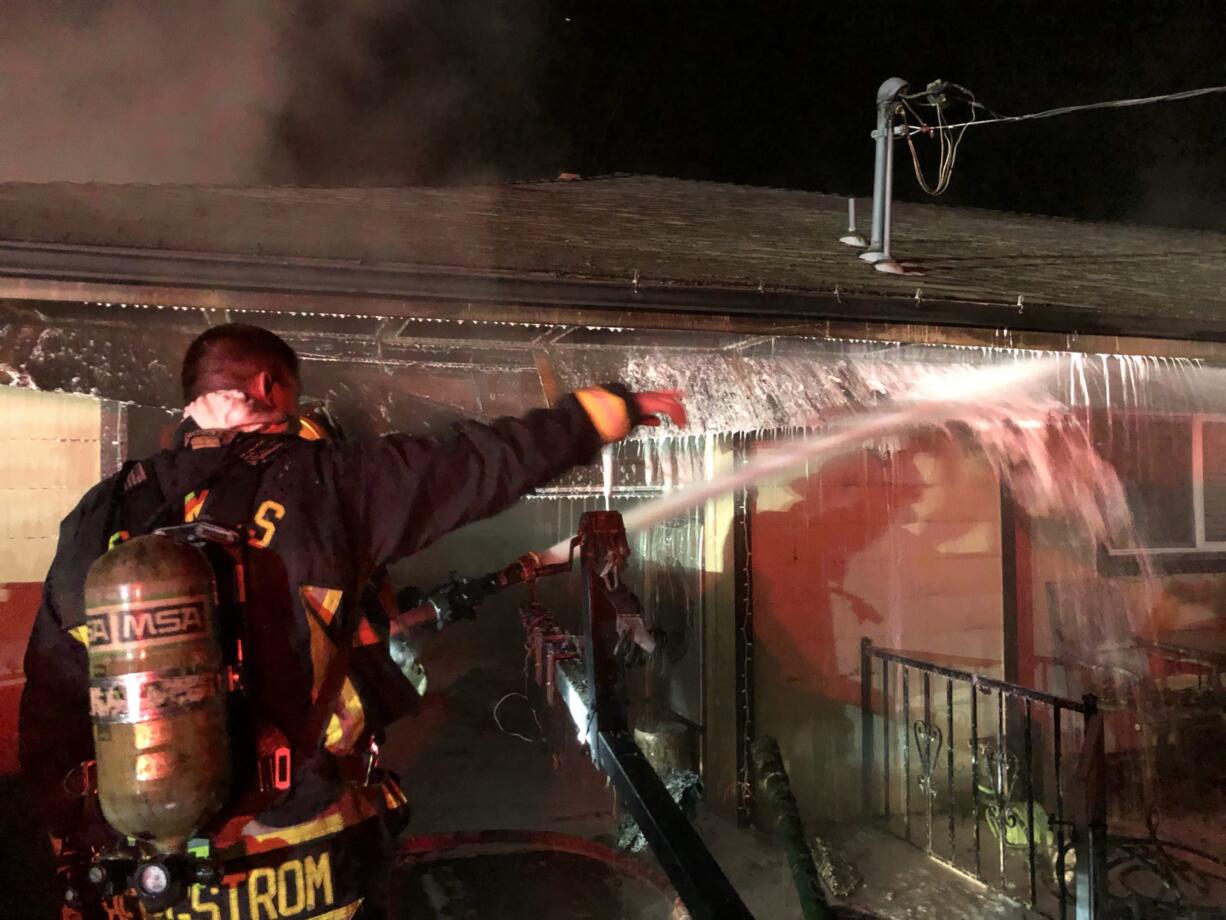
[[268, 1, 1226, 231], [2, 1, 1223, 231]]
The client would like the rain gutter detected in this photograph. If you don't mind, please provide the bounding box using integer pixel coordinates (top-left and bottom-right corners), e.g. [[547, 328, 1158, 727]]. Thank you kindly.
[[1, 238, 1225, 347]]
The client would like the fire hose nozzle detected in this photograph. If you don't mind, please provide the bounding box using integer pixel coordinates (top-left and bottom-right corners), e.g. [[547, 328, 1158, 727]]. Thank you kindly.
[[493, 552, 545, 588]]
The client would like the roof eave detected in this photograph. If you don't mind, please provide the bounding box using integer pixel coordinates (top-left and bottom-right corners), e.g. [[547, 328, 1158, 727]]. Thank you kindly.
[[1, 237, 1224, 345]]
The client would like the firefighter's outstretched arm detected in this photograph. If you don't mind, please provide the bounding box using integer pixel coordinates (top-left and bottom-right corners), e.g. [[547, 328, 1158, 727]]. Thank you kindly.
[[336, 385, 685, 569]]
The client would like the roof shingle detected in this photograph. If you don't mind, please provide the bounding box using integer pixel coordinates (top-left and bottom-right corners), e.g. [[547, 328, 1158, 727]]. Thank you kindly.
[[0, 175, 1222, 332]]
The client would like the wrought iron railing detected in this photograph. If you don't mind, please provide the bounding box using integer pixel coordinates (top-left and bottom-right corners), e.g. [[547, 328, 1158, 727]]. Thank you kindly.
[[860, 638, 1108, 920]]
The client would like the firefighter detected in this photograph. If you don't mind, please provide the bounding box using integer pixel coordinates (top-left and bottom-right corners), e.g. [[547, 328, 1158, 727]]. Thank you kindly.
[[19, 322, 685, 919]]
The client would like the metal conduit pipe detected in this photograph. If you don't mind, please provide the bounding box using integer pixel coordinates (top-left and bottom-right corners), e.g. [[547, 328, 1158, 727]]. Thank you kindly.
[[860, 77, 909, 274]]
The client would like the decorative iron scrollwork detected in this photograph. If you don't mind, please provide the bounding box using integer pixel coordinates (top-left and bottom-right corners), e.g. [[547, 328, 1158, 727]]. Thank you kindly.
[[976, 740, 1022, 842], [1105, 811, 1226, 918], [913, 720, 943, 799]]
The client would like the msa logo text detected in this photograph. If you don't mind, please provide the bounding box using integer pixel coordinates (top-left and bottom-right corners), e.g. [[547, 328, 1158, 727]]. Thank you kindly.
[[88, 602, 206, 649]]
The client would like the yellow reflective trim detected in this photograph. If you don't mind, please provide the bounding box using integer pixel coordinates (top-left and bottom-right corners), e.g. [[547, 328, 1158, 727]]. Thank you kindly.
[[244, 787, 380, 849], [68, 625, 89, 646], [301, 585, 344, 628], [324, 678, 366, 754], [383, 780, 408, 810], [247, 811, 347, 848], [314, 902, 362, 920], [322, 589, 343, 617]]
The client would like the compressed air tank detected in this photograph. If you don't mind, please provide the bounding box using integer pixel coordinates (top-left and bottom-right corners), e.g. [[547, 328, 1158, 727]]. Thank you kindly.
[[85, 534, 231, 854]]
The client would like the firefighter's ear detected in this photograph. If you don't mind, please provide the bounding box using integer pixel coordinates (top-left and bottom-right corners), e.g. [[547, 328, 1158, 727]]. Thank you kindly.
[[252, 371, 276, 404]]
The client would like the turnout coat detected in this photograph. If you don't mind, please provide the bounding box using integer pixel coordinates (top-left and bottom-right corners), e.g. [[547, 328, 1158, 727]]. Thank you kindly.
[[20, 387, 635, 919]]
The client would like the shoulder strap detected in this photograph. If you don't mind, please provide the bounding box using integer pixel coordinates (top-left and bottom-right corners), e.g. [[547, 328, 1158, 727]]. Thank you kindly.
[[105, 460, 169, 549], [123, 434, 292, 534], [201, 435, 292, 527]]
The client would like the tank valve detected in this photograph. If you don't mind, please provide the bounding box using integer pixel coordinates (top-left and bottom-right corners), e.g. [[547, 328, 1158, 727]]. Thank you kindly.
[[86, 862, 124, 898], [131, 856, 195, 913]]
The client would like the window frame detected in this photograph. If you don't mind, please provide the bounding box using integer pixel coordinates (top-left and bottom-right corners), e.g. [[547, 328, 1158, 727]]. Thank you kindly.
[[1105, 412, 1226, 557], [1190, 413, 1226, 551]]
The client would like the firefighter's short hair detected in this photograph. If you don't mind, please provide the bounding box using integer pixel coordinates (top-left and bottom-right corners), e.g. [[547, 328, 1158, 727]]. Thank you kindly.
[[181, 323, 300, 403]]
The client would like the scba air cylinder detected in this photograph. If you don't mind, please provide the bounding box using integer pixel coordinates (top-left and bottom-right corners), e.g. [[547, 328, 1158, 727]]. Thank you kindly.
[[85, 533, 231, 854]]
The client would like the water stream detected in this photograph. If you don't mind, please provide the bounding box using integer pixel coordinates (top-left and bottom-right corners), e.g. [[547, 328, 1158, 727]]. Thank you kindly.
[[542, 356, 1107, 561]]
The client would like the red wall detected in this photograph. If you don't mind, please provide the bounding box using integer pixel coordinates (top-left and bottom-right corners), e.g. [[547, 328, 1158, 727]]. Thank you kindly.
[[750, 434, 1006, 821], [0, 584, 40, 774]]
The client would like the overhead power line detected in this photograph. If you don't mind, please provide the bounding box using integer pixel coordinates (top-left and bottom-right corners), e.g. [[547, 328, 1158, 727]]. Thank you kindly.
[[896, 81, 1226, 199], [905, 83, 1226, 134]]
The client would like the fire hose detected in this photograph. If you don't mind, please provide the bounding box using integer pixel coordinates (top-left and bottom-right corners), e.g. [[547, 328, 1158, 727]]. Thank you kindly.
[[751, 736, 831, 920], [395, 551, 573, 631]]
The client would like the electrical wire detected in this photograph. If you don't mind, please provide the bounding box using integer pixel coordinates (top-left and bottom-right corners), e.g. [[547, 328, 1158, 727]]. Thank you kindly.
[[900, 88, 976, 196], [906, 83, 1226, 134], [896, 82, 1226, 198]]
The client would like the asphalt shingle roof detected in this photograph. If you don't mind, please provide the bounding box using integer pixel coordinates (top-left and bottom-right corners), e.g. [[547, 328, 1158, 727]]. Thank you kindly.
[[0, 176, 1222, 336]]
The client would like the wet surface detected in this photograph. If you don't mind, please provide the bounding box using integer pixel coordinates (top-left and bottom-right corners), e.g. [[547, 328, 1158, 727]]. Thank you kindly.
[[686, 815, 1041, 920], [394, 851, 671, 920], [830, 825, 1042, 920], [6, 300, 1226, 917], [385, 647, 1046, 920]]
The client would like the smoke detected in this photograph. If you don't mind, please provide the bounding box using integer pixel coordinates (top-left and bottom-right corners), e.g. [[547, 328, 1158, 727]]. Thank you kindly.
[[264, 0, 559, 184], [0, 1, 294, 183], [0, 1, 557, 185], [1134, 162, 1226, 234]]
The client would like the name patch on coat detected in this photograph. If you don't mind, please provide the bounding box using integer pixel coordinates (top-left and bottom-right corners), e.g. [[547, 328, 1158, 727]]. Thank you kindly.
[[72, 852, 349, 920]]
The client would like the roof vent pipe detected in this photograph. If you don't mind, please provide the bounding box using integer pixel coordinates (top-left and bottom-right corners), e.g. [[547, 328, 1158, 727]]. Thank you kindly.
[[859, 77, 909, 274], [838, 198, 867, 247]]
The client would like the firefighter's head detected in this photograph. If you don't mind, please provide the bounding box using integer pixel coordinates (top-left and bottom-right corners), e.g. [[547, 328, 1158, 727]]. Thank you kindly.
[[181, 323, 301, 416]]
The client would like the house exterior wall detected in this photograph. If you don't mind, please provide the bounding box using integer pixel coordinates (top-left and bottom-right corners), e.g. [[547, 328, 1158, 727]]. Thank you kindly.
[[0, 388, 101, 774], [751, 431, 1004, 823], [749, 414, 1226, 826]]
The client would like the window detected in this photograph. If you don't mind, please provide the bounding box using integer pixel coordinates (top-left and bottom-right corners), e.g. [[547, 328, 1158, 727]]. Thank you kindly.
[[1194, 418, 1226, 546], [1094, 414, 1226, 554]]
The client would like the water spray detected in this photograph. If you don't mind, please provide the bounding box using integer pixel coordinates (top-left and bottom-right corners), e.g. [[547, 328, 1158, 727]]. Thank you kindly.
[[539, 357, 1061, 564]]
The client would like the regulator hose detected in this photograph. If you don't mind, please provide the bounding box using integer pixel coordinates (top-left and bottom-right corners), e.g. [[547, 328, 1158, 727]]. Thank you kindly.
[[397, 829, 689, 919]]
